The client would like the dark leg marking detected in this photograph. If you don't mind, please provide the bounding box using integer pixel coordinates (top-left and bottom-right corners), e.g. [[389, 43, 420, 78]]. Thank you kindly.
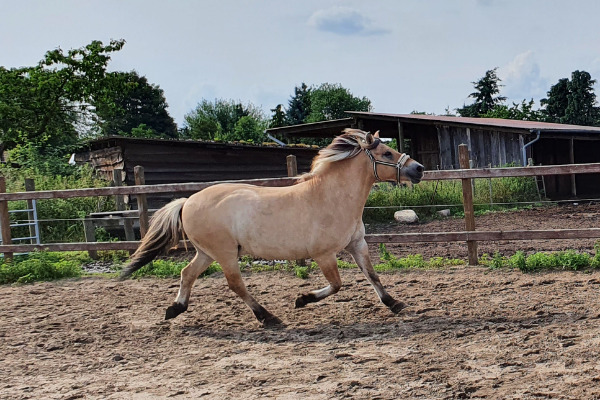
[[165, 302, 188, 320], [295, 293, 318, 309], [252, 306, 282, 327]]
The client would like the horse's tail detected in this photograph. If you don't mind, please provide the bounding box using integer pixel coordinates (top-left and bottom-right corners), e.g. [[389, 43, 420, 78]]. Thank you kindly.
[[119, 197, 188, 280]]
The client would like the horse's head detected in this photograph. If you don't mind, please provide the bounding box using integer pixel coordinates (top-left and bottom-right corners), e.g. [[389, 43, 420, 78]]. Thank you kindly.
[[358, 130, 424, 184]]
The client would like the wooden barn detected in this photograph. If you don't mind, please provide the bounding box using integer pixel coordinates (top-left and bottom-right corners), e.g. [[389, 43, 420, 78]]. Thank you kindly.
[[267, 112, 600, 199], [75, 136, 318, 207]]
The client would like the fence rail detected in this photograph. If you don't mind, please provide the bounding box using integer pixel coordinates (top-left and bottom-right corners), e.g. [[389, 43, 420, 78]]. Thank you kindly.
[[0, 153, 599, 263]]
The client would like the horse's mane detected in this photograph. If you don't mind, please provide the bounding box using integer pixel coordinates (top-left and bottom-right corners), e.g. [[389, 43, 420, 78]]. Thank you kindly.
[[297, 128, 369, 183]]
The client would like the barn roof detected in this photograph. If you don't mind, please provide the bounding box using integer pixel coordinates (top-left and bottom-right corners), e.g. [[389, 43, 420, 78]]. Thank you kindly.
[[266, 112, 600, 138]]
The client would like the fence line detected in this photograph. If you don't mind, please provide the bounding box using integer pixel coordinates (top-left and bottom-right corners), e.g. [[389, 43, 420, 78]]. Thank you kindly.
[[0, 157, 599, 262]]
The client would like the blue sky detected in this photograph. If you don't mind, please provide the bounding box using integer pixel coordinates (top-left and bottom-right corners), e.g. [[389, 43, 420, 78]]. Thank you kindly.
[[2, 0, 600, 126]]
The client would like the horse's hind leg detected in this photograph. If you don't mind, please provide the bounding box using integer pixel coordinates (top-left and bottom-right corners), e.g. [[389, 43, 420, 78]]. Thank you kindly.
[[219, 257, 282, 327], [165, 250, 213, 320], [345, 238, 406, 314], [295, 254, 342, 308]]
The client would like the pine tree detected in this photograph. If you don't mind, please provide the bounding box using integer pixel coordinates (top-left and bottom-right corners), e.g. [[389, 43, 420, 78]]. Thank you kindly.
[[286, 83, 311, 125], [457, 68, 507, 117]]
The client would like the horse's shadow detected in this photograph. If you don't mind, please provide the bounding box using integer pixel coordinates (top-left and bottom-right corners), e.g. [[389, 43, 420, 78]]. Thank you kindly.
[[175, 309, 588, 345]]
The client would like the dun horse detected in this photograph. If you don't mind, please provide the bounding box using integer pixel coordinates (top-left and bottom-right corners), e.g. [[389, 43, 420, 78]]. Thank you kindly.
[[120, 129, 424, 326]]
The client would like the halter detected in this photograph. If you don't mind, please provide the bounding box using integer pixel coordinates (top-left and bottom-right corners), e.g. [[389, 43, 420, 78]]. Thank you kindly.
[[364, 145, 411, 183]]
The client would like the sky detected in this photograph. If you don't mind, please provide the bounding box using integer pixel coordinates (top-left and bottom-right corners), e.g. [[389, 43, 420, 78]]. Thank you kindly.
[[2, 0, 600, 127]]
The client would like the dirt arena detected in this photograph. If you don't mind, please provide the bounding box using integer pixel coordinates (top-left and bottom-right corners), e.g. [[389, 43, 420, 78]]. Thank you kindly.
[[1, 203, 600, 399]]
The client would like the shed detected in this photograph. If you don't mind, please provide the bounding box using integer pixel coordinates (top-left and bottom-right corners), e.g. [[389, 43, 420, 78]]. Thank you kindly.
[[75, 136, 318, 208], [267, 112, 600, 198]]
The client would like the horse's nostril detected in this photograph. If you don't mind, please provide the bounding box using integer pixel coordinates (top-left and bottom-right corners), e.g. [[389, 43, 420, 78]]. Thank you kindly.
[[416, 165, 424, 173]]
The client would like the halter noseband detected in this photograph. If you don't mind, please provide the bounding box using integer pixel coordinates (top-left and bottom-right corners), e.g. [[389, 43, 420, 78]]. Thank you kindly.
[[363, 141, 411, 183]]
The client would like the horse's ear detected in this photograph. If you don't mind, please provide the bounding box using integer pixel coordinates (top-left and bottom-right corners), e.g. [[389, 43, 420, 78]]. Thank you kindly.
[[374, 130, 380, 138], [365, 133, 374, 146]]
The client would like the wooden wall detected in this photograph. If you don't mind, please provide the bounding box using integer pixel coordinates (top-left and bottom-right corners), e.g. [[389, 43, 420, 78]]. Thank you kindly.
[[436, 126, 524, 169], [76, 138, 318, 208]]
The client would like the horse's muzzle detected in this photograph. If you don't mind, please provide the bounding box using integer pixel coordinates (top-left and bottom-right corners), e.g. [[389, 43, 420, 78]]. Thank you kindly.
[[406, 162, 424, 184]]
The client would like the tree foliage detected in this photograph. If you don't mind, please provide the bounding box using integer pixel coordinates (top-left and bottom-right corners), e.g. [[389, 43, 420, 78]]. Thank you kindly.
[[482, 99, 542, 121], [306, 83, 372, 123], [457, 68, 507, 117], [0, 39, 126, 150], [182, 98, 266, 142], [286, 83, 312, 125], [541, 71, 599, 125], [94, 71, 177, 138], [269, 104, 286, 128]]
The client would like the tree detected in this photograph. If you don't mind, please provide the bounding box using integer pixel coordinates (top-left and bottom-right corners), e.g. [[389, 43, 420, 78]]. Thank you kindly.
[[541, 71, 599, 125], [306, 83, 372, 123], [540, 78, 569, 123], [0, 39, 125, 149], [457, 68, 507, 117], [269, 104, 286, 128], [565, 70, 598, 125], [286, 83, 311, 125], [482, 99, 542, 121], [183, 98, 266, 141], [94, 71, 177, 138], [231, 115, 265, 143]]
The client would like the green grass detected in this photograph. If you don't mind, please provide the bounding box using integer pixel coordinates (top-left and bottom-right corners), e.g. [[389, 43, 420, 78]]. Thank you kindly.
[[2, 241, 599, 285], [364, 175, 541, 223], [479, 244, 600, 272], [374, 243, 466, 271]]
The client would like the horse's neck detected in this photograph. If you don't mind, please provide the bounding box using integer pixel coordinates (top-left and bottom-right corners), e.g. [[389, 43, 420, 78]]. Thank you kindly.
[[305, 157, 374, 213]]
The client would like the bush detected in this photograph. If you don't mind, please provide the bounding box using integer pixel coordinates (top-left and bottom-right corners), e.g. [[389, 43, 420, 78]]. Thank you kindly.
[[556, 250, 590, 271], [0, 159, 114, 243], [0, 251, 88, 284], [509, 251, 527, 271]]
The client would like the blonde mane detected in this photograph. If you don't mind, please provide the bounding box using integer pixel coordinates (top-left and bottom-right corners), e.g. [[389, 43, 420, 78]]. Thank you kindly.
[[298, 129, 369, 182]]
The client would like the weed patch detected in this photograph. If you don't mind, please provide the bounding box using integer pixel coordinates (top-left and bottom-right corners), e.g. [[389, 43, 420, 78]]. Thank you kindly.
[[0, 251, 89, 284]]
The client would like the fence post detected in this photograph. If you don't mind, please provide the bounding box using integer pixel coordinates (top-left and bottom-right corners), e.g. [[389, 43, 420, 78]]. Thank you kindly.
[[113, 168, 125, 211], [286, 155, 305, 266], [83, 218, 98, 260], [458, 144, 478, 265], [25, 179, 37, 244], [0, 176, 13, 261], [113, 169, 135, 244], [286, 155, 298, 177], [134, 166, 149, 239]]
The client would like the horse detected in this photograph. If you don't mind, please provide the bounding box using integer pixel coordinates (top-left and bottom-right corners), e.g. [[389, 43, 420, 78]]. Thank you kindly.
[[120, 129, 424, 326]]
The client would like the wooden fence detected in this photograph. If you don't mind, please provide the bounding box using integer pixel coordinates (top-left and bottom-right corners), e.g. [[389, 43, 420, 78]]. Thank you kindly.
[[1, 144, 599, 264]]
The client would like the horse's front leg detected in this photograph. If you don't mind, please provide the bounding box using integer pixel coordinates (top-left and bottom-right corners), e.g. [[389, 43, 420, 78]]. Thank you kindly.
[[345, 238, 406, 314], [295, 254, 342, 308]]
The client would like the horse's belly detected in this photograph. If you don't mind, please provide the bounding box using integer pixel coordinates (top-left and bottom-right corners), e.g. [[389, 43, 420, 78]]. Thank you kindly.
[[238, 226, 353, 260]]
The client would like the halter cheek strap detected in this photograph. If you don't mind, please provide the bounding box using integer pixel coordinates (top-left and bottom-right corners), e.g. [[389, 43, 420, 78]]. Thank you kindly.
[[364, 149, 411, 183]]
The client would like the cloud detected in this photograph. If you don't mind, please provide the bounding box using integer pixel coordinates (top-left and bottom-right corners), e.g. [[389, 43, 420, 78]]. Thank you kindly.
[[500, 51, 548, 101], [308, 7, 389, 36]]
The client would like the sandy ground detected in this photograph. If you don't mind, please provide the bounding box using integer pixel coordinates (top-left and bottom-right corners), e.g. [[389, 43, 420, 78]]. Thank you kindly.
[[1, 203, 600, 400]]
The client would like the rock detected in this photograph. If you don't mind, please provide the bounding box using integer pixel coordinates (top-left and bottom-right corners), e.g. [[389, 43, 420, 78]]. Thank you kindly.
[[437, 209, 451, 217], [394, 210, 419, 224]]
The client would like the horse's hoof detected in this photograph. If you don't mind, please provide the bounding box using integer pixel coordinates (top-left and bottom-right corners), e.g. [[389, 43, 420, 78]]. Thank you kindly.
[[390, 301, 407, 314], [262, 314, 283, 327], [165, 303, 187, 320], [295, 293, 317, 309]]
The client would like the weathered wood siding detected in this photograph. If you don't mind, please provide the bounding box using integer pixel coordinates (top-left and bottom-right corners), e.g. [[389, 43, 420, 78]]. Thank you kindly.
[[436, 126, 523, 169], [75, 137, 318, 208]]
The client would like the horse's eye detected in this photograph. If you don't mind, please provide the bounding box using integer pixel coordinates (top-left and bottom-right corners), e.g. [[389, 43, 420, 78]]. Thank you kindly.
[[383, 151, 393, 159]]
